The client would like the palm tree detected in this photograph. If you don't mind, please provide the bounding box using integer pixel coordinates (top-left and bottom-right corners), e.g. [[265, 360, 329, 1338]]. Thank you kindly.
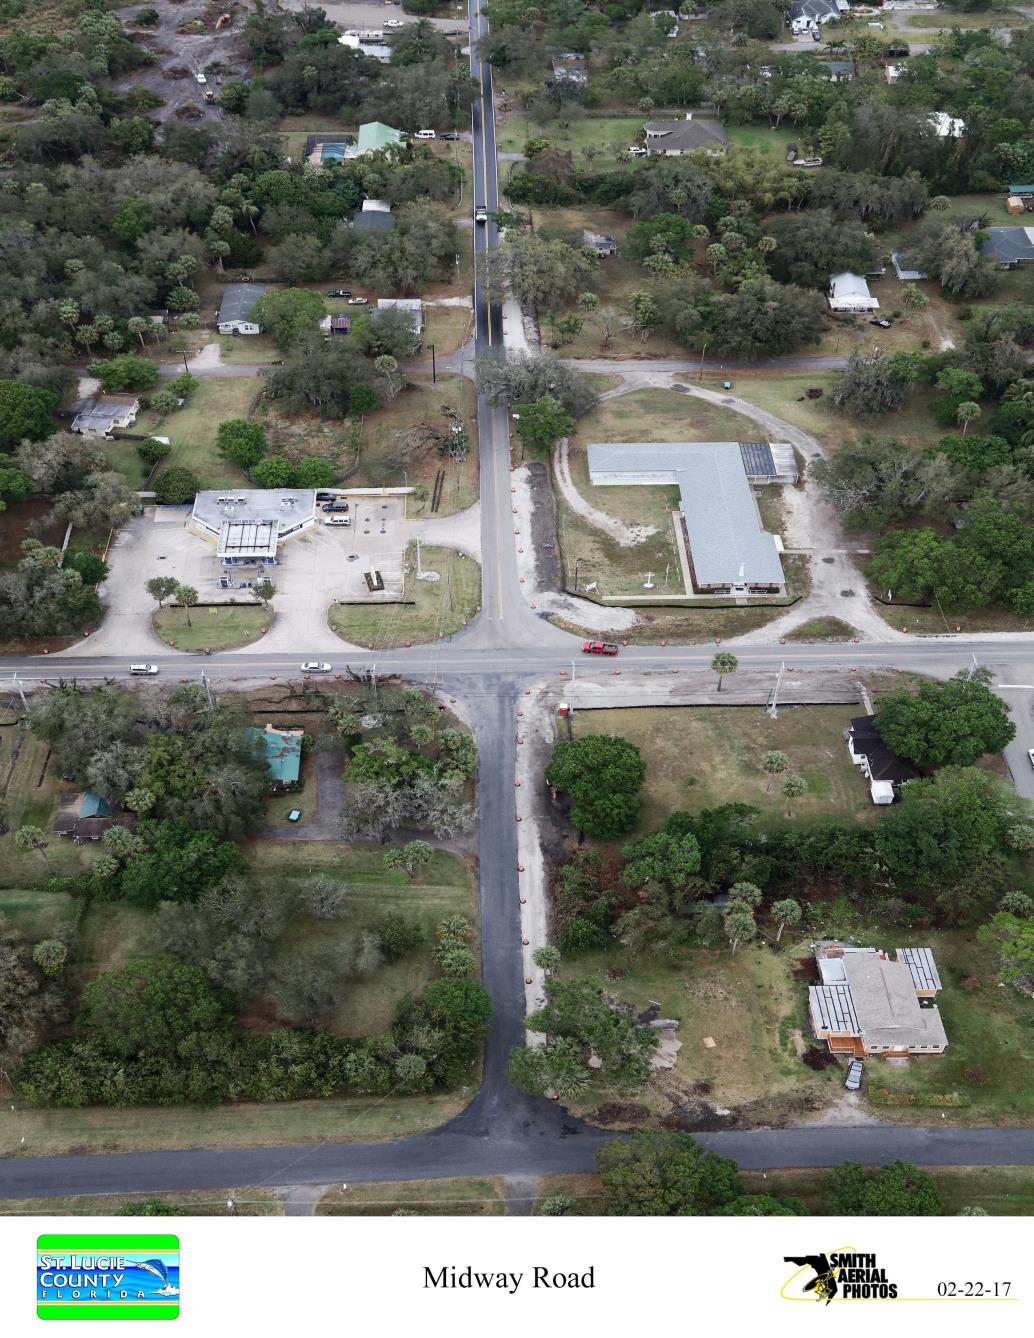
[[955, 401, 981, 437], [175, 584, 199, 628], [781, 773, 808, 818], [771, 897, 802, 942], [127, 316, 149, 350], [16, 825, 51, 874], [761, 749, 789, 793], [710, 651, 739, 692], [724, 904, 755, 955]]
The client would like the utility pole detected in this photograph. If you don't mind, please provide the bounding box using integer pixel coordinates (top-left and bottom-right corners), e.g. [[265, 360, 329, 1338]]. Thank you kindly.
[[698, 340, 708, 382], [200, 667, 213, 710], [415, 538, 423, 578], [430, 342, 437, 384], [767, 660, 785, 720]]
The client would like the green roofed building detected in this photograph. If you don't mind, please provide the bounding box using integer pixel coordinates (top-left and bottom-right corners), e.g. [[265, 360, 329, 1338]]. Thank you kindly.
[[247, 723, 303, 791], [357, 121, 403, 155]]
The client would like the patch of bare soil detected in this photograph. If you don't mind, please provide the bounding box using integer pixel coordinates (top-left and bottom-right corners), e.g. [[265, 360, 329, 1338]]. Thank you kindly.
[[589, 1101, 650, 1128]]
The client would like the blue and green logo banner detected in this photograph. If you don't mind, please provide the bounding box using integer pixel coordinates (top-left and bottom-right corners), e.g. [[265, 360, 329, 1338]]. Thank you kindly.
[[37, 1234, 180, 1321]]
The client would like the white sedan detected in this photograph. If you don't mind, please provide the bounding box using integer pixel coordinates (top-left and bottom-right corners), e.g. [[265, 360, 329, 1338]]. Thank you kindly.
[[301, 661, 332, 674], [195, 72, 207, 85], [385, 18, 404, 27]]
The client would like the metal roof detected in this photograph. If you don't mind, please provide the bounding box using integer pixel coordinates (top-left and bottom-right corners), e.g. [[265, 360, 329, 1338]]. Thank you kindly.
[[587, 441, 786, 587], [357, 121, 403, 153], [375, 298, 424, 332], [739, 441, 776, 477], [810, 984, 861, 1035], [217, 520, 278, 560], [843, 951, 948, 1050], [246, 725, 303, 785], [897, 947, 942, 993], [217, 283, 270, 324], [351, 210, 395, 232]]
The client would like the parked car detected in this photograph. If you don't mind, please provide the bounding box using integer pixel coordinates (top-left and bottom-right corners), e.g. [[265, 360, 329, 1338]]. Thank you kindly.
[[869, 317, 891, 328], [385, 17, 404, 26], [326, 289, 352, 298], [195, 71, 207, 84], [441, 131, 461, 140], [581, 640, 619, 656], [315, 491, 338, 501], [301, 662, 332, 674], [415, 129, 437, 140], [844, 1059, 864, 1091], [811, 26, 822, 39], [130, 663, 159, 675], [474, 204, 488, 223], [347, 296, 369, 305], [1028, 748, 1034, 769], [323, 500, 350, 512], [324, 515, 351, 527], [628, 145, 648, 157]]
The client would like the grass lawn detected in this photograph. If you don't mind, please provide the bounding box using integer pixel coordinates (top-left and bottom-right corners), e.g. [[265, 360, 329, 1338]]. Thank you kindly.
[[153, 604, 269, 652], [558, 941, 834, 1121], [423, 303, 472, 355], [872, 597, 1034, 637], [0, 888, 76, 940], [729, 372, 939, 455], [263, 752, 317, 826], [497, 113, 645, 158], [0, 1092, 471, 1158], [739, 1166, 1034, 1215], [330, 545, 481, 650], [533, 1174, 605, 1215], [139, 378, 260, 490], [248, 840, 477, 1038], [215, 333, 283, 365], [0, 1188, 283, 1217], [726, 123, 801, 159], [315, 1178, 505, 1216], [785, 617, 862, 642], [569, 704, 877, 835]]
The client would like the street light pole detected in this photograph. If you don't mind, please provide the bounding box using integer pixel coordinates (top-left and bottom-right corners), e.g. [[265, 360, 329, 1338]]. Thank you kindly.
[[430, 342, 436, 384]]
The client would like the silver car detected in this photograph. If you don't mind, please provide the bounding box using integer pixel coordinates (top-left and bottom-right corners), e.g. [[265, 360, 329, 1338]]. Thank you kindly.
[[301, 661, 332, 674], [844, 1059, 864, 1091]]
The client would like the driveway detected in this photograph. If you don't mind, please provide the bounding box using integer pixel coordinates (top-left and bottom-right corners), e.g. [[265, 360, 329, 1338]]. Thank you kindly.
[[262, 749, 346, 840]]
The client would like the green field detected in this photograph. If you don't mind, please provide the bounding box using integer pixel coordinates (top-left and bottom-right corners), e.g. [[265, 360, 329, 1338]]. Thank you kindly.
[[141, 378, 260, 489], [0, 1189, 283, 1217], [153, 604, 269, 652], [741, 1166, 1034, 1215], [497, 113, 645, 157], [331, 545, 481, 650], [569, 704, 876, 834]]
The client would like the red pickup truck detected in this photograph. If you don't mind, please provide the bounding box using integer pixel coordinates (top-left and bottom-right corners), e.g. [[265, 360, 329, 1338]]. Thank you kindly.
[[582, 640, 619, 656]]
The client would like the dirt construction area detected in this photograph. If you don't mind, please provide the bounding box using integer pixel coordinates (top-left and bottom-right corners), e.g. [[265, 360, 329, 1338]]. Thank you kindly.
[[114, 1, 244, 125]]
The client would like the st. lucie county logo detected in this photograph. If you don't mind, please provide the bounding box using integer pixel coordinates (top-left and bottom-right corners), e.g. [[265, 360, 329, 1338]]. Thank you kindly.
[[37, 1234, 179, 1321]]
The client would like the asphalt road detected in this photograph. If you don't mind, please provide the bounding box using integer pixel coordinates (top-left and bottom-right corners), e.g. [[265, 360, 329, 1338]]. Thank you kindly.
[[2, 2, 1034, 1200]]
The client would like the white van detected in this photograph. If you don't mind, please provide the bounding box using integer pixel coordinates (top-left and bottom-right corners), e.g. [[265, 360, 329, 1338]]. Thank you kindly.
[[324, 515, 351, 527], [415, 129, 437, 140]]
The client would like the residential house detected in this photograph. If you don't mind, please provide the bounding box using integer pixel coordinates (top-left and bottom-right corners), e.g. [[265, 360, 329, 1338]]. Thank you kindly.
[[587, 440, 796, 595], [357, 121, 404, 156], [217, 283, 270, 335], [818, 59, 855, 81], [846, 714, 920, 804], [930, 111, 965, 137], [644, 113, 727, 156], [189, 489, 317, 569], [582, 227, 617, 257], [828, 272, 879, 312], [891, 249, 927, 281], [351, 203, 395, 233], [790, 0, 849, 23], [980, 226, 1034, 268], [374, 297, 424, 335], [809, 941, 948, 1058], [246, 723, 304, 791], [338, 31, 391, 62], [70, 394, 140, 437], [54, 790, 137, 841], [551, 53, 588, 85]]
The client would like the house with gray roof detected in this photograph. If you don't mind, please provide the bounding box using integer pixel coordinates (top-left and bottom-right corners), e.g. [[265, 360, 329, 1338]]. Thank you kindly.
[[70, 393, 140, 437], [644, 113, 727, 156], [587, 441, 795, 594], [217, 283, 271, 335], [189, 489, 316, 567], [809, 941, 948, 1058], [980, 226, 1034, 268], [374, 297, 424, 335]]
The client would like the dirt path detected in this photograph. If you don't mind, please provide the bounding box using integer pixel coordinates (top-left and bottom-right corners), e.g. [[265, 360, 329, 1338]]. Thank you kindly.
[[553, 439, 657, 546]]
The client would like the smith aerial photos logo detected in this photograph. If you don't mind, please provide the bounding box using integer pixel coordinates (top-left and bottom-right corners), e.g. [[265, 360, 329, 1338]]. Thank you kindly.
[[783, 1249, 898, 1303], [37, 1234, 180, 1321]]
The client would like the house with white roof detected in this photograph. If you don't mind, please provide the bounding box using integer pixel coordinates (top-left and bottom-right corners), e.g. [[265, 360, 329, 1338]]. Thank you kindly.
[[828, 272, 879, 312]]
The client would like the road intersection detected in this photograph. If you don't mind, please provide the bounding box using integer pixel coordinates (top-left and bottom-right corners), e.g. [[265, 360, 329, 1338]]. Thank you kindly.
[[1, 0, 1033, 1200]]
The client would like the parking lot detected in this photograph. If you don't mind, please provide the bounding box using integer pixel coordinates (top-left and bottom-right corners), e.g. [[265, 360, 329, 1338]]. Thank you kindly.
[[59, 495, 480, 659]]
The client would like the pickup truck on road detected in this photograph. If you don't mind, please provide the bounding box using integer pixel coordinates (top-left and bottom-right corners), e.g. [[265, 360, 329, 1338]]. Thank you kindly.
[[474, 205, 488, 224], [582, 640, 619, 656]]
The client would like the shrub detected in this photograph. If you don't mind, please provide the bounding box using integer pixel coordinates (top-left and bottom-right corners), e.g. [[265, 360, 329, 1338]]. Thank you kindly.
[[153, 466, 200, 505]]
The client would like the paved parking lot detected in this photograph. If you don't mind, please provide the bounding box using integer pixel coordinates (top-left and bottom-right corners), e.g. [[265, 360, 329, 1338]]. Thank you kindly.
[[61, 496, 480, 659]]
